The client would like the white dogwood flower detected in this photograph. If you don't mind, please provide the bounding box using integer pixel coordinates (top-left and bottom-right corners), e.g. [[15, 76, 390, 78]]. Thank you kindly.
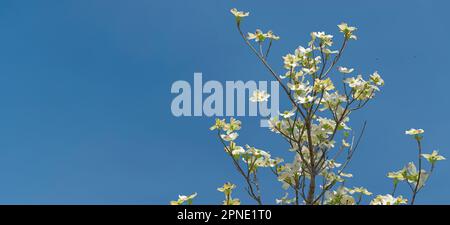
[[338, 66, 354, 74], [288, 82, 311, 93], [344, 75, 365, 88], [230, 8, 249, 23], [338, 22, 357, 40], [217, 182, 236, 194], [247, 29, 279, 42], [340, 195, 355, 205], [221, 132, 239, 141], [422, 150, 446, 164], [322, 48, 339, 54], [247, 29, 266, 42], [297, 95, 314, 104], [404, 162, 429, 189], [266, 30, 280, 40], [387, 169, 406, 181], [170, 192, 197, 205], [295, 46, 312, 57], [314, 78, 335, 92], [283, 54, 299, 69], [217, 182, 240, 205], [349, 187, 372, 196], [210, 118, 226, 131], [302, 66, 318, 74], [405, 128, 424, 135], [280, 110, 295, 119], [312, 31, 333, 46], [250, 90, 270, 102], [230, 146, 245, 155], [370, 71, 384, 86]]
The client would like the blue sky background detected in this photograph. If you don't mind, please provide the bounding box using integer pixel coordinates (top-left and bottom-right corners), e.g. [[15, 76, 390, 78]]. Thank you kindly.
[[0, 0, 449, 204]]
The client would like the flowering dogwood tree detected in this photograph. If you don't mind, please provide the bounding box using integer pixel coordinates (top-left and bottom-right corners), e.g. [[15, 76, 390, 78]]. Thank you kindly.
[[171, 8, 445, 205]]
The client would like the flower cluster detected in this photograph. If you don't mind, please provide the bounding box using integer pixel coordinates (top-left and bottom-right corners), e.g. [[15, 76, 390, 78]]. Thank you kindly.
[[370, 194, 407, 205], [172, 8, 445, 206], [212, 118, 280, 169], [227, 9, 387, 204], [343, 71, 383, 100], [324, 186, 372, 205], [210, 117, 281, 204], [210, 117, 241, 141], [384, 129, 445, 204]]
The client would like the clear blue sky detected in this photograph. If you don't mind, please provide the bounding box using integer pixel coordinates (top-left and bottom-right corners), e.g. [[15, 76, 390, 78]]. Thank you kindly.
[[0, 0, 449, 204]]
